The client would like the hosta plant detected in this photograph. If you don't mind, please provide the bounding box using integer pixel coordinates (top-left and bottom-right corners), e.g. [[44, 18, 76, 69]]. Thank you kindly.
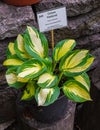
[[3, 26, 94, 106]]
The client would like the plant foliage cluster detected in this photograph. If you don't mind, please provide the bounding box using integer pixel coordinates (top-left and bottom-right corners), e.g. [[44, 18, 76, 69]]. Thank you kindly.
[[3, 26, 94, 106]]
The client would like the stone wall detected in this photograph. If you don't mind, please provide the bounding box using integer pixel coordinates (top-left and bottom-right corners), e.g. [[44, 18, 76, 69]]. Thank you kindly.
[[0, 0, 100, 129], [0, 0, 99, 90]]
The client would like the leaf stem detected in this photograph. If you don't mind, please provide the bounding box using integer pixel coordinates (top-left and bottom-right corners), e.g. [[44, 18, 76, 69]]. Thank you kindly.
[[53, 62, 57, 72], [58, 72, 63, 85]]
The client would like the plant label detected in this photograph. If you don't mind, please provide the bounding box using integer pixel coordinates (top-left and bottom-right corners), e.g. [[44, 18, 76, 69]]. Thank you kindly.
[[37, 7, 67, 32]]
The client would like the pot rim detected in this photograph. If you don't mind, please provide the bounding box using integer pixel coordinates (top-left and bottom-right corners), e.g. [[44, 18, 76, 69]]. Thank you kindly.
[[2, 0, 40, 6]]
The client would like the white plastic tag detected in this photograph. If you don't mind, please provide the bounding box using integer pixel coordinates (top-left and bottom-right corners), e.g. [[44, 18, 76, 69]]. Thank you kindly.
[[37, 7, 67, 32]]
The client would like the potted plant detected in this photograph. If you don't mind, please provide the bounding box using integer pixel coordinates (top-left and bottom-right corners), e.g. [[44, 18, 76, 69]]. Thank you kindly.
[[2, 0, 40, 6], [3, 26, 94, 124]]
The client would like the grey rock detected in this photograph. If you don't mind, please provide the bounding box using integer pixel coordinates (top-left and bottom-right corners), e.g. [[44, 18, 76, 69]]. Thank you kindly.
[[0, 120, 14, 130], [92, 62, 100, 90], [65, 7, 100, 38], [35, 0, 100, 17], [57, 0, 100, 17], [0, 37, 16, 63], [0, 87, 18, 123], [76, 33, 100, 70], [76, 33, 100, 50], [0, 71, 6, 87], [91, 48, 100, 69], [0, 1, 37, 40], [44, 8, 100, 41], [0, 1, 100, 40], [0, 37, 16, 72]]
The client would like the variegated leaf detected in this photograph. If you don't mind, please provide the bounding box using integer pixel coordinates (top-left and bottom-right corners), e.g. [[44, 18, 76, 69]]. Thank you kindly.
[[21, 81, 36, 100], [63, 80, 92, 102], [37, 72, 58, 88], [17, 59, 46, 79], [6, 68, 25, 89], [74, 72, 90, 91], [53, 39, 76, 62], [60, 50, 94, 76], [14, 34, 31, 60], [24, 26, 48, 58], [35, 87, 60, 106]]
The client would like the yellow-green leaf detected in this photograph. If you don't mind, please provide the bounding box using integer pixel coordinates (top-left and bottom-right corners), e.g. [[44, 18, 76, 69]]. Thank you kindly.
[[66, 56, 94, 73], [60, 50, 94, 76], [61, 50, 89, 70], [53, 39, 76, 62], [74, 73, 90, 91], [63, 80, 92, 102], [15, 34, 31, 60], [17, 77, 29, 83], [21, 81, 36, 100], [8, 42, 16, 55], [3, 58, 24, 66]]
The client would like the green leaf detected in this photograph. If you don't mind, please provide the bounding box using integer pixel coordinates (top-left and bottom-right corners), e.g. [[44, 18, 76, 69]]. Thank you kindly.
[[35, 86, 60, 106], [24, 26, 48, 58], [21, 81, 36, 100], [6, 68, 25, 89], [37, 72, 58, 88], [17, 58, 46, 79], [53, 39, 76, 62], [63, 80, 92, 102], [74, 72, 90, 91], [38, 30, 48, 57], [14, 34, 31, 60], [60, 50, 94, 76], [42, 57, 53, 71]]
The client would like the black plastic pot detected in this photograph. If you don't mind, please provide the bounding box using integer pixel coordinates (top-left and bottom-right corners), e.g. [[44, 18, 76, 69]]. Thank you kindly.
[[16, 95, 68, 124]]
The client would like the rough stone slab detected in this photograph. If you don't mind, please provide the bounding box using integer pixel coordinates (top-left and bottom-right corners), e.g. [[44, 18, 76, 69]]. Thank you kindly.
[[0, 38, 16, 63], [57, 0, 100, 17], [35, 0, 100, 17], [92, 62, 100, 90], [0, 37, 16, 73], [0, 87, 17, 123], [91, 47, 100, 69], [63, 8, 100, 38], [0, 1, 37, 40], [76, 33, 100, 50], [76, 33, 100, 70], [0, 1, 100, 40], [0, 120, 14, 130], [0, 71, 6, 87], [44, 7, 100, 40], [20, 101, 76, 130]]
